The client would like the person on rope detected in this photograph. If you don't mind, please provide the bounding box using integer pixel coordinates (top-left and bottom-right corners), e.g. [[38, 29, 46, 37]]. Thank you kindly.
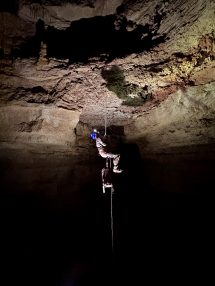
[[91, 129, 123, 173]]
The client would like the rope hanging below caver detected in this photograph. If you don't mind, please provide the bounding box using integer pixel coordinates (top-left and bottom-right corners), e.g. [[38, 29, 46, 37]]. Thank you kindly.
[[89, 79, 115, 255], [103, 103, 115, 255], [110, 186, 114, 254], [104, 106, 114, 254], [103, 158, 115, 255]]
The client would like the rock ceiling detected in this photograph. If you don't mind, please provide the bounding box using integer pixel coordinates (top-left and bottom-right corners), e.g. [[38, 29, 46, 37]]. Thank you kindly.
[[0, 0, 215, 153]]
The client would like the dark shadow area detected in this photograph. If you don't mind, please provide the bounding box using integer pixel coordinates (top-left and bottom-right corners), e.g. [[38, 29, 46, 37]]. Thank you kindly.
[[50, 15, 165, 63], [0, 0, 19, 14], [0, 48, 4, 59], [111, 143, 214, 284], [0, 143, 213, 285], [106, 125, 125, 137], [11, 19, 45, 59], [21, 0, 95, 7], [0, 150, 111, 286], [12, 14, 165, 63]]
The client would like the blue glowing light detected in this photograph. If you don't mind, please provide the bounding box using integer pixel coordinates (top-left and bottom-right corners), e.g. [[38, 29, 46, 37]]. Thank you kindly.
[[90, 132, 97, 140]]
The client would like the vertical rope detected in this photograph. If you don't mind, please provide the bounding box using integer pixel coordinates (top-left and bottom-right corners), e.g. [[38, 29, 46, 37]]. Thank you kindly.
[[111, 187, 114, 254], [88, 77, 107, 135], [104, 81, 108, 136], [101, 0, 107, 16], [104, 112, 107, 136]]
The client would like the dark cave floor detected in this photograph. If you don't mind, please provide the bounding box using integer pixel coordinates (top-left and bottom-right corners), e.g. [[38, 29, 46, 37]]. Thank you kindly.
[[0, 143, 214, 285]]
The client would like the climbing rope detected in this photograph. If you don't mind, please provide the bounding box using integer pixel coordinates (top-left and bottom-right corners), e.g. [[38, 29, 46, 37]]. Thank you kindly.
[[104, 108, 107, 136], [103, 157, 115, 254], [88, 75, 115, 254], [107, 158, 114, 254], [101, 0, 108, 16], [110, 186, 114, 254], [88, 77, 108, 136], [104, 77, 108, 136]]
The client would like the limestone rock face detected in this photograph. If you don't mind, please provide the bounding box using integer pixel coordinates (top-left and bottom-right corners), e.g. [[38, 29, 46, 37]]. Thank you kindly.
[[1, 4, 214, 286], [0, 105, 80, 147], [0, 0, 215, 153], [18, 0, 124, 28]]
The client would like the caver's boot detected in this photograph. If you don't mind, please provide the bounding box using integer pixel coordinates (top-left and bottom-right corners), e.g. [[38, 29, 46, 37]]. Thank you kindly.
[[113, 166, 123, 173]]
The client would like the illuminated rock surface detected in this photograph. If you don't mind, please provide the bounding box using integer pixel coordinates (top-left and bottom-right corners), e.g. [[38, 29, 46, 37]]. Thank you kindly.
[[0, 1, 214, 286]]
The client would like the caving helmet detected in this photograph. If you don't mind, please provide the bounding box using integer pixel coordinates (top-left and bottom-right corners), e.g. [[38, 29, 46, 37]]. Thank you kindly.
[[90, 128, 99, 140]]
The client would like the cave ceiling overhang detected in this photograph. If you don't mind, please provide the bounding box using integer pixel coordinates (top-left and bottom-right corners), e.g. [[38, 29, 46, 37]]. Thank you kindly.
[[0, 0, 215, 152]]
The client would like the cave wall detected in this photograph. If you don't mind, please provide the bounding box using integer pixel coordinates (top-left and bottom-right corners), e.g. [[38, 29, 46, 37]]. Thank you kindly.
[[0, 2, 214, 285], [0, 0, 215, 153], [0, 105, 80, 147], [126, 82, 215, 153]]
